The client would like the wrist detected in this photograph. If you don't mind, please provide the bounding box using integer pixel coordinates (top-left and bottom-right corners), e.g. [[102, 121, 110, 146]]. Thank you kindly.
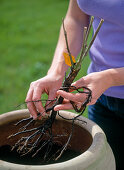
[[98, 69, 114, 89], [47, 67, 65, 83], [47, 61, 68, 78], [108, 68, 124, 86], [102, 68, 120, 87]]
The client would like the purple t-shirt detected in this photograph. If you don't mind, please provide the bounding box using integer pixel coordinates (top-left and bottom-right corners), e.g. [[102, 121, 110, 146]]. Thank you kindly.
[[77, 0, 124, 99]]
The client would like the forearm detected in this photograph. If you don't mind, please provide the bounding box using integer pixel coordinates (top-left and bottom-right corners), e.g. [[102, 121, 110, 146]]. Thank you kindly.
[[47, 0, 89, 77], [54, 67, 124, 110], [108, 67, 124, 86], [97, 67, 124, 90], [48, 20, 85, 76]]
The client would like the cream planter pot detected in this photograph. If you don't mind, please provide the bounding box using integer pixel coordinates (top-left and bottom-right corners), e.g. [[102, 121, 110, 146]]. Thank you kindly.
[[0, 109, 115, 170]]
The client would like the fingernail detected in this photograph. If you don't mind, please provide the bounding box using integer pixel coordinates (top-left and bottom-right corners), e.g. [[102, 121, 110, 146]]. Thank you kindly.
[[54, 107, 58, 111]]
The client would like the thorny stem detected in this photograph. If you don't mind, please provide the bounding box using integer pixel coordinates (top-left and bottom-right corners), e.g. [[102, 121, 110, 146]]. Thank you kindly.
[[62, 18, 74, 69], [76, 18, 104, 70], [85, 16, 94, 44], [78, 26, 87, 67]]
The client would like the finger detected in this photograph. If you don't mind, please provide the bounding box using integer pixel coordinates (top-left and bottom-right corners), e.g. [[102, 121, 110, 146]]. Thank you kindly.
[[87, 98, 96, 105], [57, 90, 75, 101], [54, 103, 73, 111], [72, 77, 85, 88], [46, 89, 57, 107], [33, 86, 46, 116], [45, 90, 57, 113], [57, 90, 86, 103], [62, 98, 70, 104], [25, 88, 38, 119]]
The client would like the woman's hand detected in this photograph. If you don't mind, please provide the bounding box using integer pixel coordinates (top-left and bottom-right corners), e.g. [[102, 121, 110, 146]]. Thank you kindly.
[[54, 70, 113, 111], [25, 73, 63, 119]]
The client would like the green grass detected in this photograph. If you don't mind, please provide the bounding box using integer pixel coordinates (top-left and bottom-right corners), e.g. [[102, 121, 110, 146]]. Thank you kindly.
[[0, 0, 91, 116]]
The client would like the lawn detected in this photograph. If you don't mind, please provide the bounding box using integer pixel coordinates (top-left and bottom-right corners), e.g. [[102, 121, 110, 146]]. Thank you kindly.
[[0, 0, 91, 115]]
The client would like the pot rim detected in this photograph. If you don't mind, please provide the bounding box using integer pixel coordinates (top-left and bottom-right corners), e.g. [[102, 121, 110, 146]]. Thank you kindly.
[[0, 109, 109, 170]]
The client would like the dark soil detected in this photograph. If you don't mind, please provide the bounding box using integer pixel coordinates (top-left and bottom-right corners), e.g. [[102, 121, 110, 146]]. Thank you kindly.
[[0, 118, 92, 165], [0, 144, 81, 165]]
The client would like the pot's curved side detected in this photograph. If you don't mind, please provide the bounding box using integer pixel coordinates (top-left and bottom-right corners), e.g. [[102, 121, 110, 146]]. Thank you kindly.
[[0, 109, 29, 126], [0, 109, 116, 170]]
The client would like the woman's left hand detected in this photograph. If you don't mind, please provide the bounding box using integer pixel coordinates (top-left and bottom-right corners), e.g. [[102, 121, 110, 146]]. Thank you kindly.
[[54, 70, 113, 111]]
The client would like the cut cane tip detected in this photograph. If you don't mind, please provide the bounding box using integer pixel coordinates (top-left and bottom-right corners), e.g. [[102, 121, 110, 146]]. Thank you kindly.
[[14, 123, 18, 126], [7, 134, 13, 139]]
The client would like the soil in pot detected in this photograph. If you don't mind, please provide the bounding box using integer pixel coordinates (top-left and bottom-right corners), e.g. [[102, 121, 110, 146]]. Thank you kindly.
[[0, 144, 81, 165], [0, 117, 92, 165]]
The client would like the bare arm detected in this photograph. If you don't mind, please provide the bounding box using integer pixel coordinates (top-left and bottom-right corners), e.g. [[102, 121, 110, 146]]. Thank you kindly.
[[47, 0, 89, 76], [26, 0, 89, 119], [54, 67, 124, 111], [109, 67, 124, 86]]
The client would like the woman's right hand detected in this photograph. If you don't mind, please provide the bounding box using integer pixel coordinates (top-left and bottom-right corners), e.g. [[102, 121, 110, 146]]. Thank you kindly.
[[25, 73, 63, 119]]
